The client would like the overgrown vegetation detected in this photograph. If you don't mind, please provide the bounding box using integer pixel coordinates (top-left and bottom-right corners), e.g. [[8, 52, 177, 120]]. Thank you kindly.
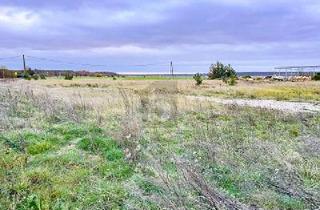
[[0, 80, 319, 209]]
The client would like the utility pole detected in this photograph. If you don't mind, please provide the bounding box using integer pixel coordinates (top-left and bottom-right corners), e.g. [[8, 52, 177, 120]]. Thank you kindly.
[[170, 61, 174, 78], [22, 54, 26, 73]]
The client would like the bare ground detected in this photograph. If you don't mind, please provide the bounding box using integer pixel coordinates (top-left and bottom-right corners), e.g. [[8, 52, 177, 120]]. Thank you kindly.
[[187, 95, 320, 113]]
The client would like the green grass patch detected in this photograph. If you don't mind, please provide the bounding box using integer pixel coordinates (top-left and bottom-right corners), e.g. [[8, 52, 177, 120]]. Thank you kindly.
[[0, 122, 134, 209]]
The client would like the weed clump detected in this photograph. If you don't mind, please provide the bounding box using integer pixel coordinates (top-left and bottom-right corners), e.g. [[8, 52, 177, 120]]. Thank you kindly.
[[27, 141, 53, 155]]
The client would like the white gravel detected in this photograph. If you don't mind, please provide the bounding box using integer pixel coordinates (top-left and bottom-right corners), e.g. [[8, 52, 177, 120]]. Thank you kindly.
[[187, 96, 320, 113]]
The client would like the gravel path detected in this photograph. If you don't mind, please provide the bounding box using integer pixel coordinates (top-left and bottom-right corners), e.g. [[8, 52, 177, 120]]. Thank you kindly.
[[187, 96, 320, 113]]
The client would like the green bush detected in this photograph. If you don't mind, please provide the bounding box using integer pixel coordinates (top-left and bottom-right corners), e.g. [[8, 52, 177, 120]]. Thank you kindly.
[[223, 75, 237, 86], [40, 74, 46, 80], [64, 73, 74, 80], [32, 74, 39, 80], [193, 73, 203, 85], [25, 75, 32, 80], [312, 72, 320, 81], [208, 61, 236, 79]]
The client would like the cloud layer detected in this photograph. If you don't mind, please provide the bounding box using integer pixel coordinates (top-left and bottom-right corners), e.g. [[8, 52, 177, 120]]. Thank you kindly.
[[0, 0, 319, 72]]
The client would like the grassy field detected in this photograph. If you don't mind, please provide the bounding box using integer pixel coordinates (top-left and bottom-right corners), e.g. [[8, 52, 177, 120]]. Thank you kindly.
[[0, 78, 319, 209], [35, 77, 320, 102]]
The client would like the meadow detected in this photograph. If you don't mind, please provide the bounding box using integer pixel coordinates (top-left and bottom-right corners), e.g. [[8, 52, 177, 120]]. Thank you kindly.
[[0, 77, 319, 209]]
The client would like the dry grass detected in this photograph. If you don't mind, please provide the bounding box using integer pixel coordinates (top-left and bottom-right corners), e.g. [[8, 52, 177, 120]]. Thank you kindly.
[[0, 78, 319, 209], [29, 77, 320, 102]]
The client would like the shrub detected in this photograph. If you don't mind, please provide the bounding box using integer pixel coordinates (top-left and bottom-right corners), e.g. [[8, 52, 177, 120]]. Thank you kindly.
[[312, 72, 320, 81], [25, 75, 32, 80], [208, 61, 236, 79], [64, 73, 73, 80], [242, 75, 251, 79], [40, 74, 46, 80], [223, 75, 237, 86], [18, 69, 37, 80], [193, 73, 203, 85], [229, 76, 237, 86], [32, 74, 39, 80]]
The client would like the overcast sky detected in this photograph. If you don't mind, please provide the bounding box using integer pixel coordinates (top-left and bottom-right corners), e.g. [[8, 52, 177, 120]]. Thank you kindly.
[[0, 0, 319, 73]]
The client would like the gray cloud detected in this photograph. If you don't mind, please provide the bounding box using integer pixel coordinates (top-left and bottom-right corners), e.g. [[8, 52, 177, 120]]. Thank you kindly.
[[0, 0, 319, 72]]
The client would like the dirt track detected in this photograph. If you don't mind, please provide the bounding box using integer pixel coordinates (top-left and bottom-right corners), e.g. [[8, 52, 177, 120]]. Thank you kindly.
[[187, 95, 320, 113]]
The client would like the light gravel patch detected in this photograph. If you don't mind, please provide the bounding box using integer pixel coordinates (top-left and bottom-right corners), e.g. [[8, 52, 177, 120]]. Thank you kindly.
[[187, 95, 320, 113]]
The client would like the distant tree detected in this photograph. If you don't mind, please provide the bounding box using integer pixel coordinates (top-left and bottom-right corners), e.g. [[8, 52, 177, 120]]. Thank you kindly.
[[0, 66, 16, 78], [0, 66, 7, 78], [193, 73, 203, 85], [208, 61, 236, 79], [312, 72, 320, 81], [224, 64, 236, 78]]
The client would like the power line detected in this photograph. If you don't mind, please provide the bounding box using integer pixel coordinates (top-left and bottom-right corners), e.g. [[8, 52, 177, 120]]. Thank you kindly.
[[0, 55, 20, 60], [1, 54, 214, 72], [26, 55, 168, 68], [26, 55, 106, 67], [173, 63, 210, 67], [1, 54, 211, 68]]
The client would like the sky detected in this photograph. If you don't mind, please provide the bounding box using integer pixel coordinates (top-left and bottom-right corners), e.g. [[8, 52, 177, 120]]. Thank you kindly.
[[0, 0, 319, 73]]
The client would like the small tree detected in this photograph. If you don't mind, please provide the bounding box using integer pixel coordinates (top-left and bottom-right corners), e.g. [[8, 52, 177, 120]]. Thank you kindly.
[[193, 73, 203, 85], [224, 64, 236, 78], [208, 61, 236, 79]]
